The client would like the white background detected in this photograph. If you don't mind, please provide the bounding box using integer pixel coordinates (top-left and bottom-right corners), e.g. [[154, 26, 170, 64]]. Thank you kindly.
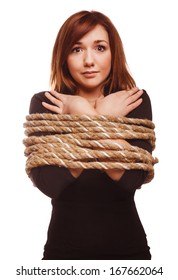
[[0, 0, 177, 279]]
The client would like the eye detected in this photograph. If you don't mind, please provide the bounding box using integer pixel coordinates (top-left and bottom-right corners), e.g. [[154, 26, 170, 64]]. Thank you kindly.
[[71, 47, 82, 53], [96, 45, 106, 52]]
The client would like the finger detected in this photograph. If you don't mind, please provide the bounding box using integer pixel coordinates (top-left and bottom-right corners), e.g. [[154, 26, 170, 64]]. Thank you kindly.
[[42, 101, 63, 114], [45, 91, 63, 107], [127, 87, 140, 97], [126, 98, 143, 113], [50, 90, 66, 102], [127, 89, 143, 104]]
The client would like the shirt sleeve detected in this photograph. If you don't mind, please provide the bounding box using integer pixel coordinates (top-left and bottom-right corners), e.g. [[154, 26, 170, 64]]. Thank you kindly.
[[111, 89, 153, 190], [28, 92, 76, 199]]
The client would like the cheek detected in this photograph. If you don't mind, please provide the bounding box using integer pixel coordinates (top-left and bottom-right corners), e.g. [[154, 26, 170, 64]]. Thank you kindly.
[[67, 58, 73, 72], [103, 54, 111, 73], [67, 60, 76, 78], [67, 57, 81, 75]]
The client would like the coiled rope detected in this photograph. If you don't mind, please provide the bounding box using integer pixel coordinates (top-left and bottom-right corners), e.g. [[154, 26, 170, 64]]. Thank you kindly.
[[23, 113, 158, 183]]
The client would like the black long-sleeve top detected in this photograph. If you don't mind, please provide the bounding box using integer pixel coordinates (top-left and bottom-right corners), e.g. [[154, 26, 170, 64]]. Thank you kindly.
[[28, 90, 152, 260]]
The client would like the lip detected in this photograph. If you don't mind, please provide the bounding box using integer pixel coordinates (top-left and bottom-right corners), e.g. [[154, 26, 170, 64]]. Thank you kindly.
[[82, 71, 99, 78]]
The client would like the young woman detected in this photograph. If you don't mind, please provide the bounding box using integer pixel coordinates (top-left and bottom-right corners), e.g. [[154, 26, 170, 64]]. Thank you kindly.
[[28, 10, 153, 260]]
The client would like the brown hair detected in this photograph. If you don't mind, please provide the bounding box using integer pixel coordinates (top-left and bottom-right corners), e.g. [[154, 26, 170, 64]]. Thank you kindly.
[[50, 10, 136, 95]]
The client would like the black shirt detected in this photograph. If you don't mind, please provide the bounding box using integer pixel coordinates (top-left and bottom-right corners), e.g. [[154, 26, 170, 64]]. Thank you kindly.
[[28, 90, 152, 260]]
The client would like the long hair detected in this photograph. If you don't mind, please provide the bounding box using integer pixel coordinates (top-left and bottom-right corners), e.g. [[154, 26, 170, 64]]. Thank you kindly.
[[50, 10, 136, 95]]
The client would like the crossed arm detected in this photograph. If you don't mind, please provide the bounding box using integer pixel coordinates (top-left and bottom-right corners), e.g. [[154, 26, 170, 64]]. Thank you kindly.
[[42, 87, 143, 181]]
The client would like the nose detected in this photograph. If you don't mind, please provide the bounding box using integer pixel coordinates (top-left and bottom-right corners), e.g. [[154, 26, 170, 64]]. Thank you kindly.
[[83, 50, 94, 67]]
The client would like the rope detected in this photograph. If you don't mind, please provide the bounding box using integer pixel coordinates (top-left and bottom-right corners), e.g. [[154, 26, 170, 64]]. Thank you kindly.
[[23, 113, 158, 183]]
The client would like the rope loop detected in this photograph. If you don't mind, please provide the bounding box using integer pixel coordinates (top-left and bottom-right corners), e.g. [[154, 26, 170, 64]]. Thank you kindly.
[[23, 113, 158, 184]]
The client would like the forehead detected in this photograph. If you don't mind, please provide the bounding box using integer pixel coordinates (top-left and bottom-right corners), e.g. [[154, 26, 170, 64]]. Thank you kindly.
[[77, 25, 109, 44]]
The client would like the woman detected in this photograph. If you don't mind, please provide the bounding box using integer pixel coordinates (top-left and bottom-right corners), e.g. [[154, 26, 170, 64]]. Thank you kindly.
[[28, 10, 153, 260]]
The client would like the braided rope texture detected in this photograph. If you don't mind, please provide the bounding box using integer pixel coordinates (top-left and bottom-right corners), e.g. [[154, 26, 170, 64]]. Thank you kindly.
[[23, 113, 158, 184]]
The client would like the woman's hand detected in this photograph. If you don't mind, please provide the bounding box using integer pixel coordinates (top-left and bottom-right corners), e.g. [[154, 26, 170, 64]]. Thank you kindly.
[[42, 91, 63, 114], [42, 91, 98, 115], [95, 87, 143, 117], [42, 91, 75, 114]]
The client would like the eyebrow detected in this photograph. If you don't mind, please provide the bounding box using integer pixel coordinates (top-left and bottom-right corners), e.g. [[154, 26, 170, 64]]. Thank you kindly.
[[74, 40, 109, 45]]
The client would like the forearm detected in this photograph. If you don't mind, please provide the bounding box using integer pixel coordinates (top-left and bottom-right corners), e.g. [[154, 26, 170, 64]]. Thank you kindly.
[[29, 93, 79, 194]]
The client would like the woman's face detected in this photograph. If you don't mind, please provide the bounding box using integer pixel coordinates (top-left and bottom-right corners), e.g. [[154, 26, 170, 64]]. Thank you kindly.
[[67, 24, 111, 95]]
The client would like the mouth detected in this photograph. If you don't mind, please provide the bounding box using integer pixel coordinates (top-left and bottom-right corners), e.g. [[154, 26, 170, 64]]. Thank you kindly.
[[82, 71, 99, 74], [82, 71, 99, 78]]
